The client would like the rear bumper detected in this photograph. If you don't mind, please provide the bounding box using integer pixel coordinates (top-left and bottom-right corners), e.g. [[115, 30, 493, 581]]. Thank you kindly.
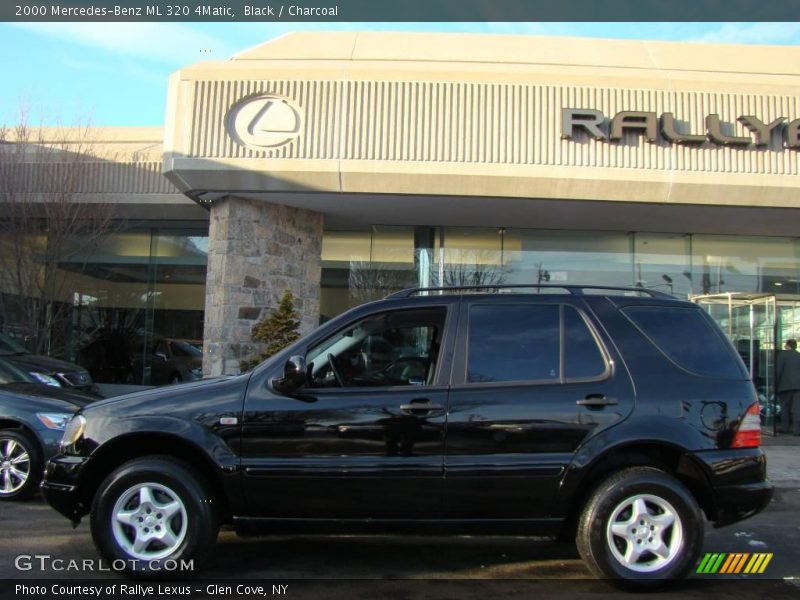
[[713, 480, 773, 527], [40, 455, 91, 523], [687, 447, 773, 527]]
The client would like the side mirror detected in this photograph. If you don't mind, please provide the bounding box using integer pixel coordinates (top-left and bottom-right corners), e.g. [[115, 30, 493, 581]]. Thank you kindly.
[[272, 355, 307, 394], [154, 352, 167, 362]]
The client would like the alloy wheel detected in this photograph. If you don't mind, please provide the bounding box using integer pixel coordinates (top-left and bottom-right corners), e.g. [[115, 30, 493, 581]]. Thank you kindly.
[[110, 482, 188, 561], [605, 493, 684, 573], [0, 436, 30, 496]]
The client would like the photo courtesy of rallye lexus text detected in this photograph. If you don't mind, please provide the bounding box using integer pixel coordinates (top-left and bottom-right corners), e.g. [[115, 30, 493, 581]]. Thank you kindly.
[[40, 285, 772, 589]]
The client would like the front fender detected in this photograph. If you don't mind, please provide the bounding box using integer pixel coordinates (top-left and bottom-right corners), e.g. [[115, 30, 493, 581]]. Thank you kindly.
[[73, 415, 244, 516]]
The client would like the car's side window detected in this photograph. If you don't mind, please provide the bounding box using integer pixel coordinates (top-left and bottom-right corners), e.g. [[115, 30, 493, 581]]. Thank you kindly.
[[467, 304, 560, 383], [305, 307, 446, 389], [154, 340, 169, 358], [466, 303, 608, 384], [564, 306, 608, 379]]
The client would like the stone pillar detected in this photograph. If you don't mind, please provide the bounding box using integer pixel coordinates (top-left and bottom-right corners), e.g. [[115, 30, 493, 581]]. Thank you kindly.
[[203, 196, 323, 376]]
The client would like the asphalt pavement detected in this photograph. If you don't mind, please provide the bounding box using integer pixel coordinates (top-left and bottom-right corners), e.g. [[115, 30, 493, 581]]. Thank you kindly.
[[0, 443, 797, 600]]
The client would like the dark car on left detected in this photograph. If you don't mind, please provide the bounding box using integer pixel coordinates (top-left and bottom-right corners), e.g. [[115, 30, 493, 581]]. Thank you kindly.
[[0, 332, 98, 395], [0, 357, 96, 500]]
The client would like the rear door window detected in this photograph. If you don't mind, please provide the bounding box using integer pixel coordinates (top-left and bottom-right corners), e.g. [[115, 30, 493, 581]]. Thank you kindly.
[[467, 304, 560, 383], [466, 304, 608, 384]]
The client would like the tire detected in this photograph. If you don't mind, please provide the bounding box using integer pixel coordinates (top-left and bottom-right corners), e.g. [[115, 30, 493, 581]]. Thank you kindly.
[[0, 429, 42, 501], [90, 456, 219, 576], [576, 467, 704, 590]]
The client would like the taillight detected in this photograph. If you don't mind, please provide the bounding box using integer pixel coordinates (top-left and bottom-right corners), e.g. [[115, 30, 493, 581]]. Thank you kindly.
[[732, 403, 761, 448]]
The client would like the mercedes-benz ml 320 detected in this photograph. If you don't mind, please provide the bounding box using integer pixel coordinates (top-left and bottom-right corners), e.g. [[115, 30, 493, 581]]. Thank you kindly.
[[42, 285, 772, 587]]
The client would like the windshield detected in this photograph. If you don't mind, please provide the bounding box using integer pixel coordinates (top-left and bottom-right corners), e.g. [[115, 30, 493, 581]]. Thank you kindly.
[[0, 333, 28, 355], [170, 340, 203, 358]]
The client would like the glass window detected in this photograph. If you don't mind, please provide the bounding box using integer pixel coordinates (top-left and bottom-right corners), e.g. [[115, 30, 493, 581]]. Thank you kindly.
[[691, 235, 800, 296], [0, 332, 27, 355], [320, 227, 417, 322], [68, 229, 208, 385], [307, 307, 446, 388], [503, 230, 633, 288], [436, 228, 505, 287], [467, 304, 560, 383], [623, 306, 746, 379], [633, 233, 691, 298], [564, 307, 607, 379]]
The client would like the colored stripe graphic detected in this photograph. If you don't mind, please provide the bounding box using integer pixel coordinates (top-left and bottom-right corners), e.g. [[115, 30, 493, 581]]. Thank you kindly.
[[732, 553, 749, 574], [744, 554, 760, 574], [696, 553, 714, 573], [697, 553, 726, 573], [719, 553, 737, 574], [757, 554, 773, 573], [711, 553, 726, 573], [697, 553, 773, 575]]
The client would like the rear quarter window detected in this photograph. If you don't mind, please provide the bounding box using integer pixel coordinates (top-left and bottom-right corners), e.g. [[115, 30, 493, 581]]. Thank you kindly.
[[622, 306, 746, 379]]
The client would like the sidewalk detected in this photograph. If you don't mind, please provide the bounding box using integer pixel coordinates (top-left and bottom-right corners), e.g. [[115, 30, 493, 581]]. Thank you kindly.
[[762, 433, 800, 487]]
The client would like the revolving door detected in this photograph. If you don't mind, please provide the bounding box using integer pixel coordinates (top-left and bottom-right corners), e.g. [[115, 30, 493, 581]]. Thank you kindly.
[[691, 293, 778, 434]]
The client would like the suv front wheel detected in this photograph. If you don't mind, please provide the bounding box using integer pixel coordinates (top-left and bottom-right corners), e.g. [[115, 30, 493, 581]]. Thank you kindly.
[[90, 456, 219, 575], [576, 467, 703, 589]]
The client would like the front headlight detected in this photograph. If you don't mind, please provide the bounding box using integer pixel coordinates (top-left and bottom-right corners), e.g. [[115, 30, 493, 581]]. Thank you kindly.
[[36, 412, 73, 430], [29, 372, 62, 387], [60, 414, 87, 451]]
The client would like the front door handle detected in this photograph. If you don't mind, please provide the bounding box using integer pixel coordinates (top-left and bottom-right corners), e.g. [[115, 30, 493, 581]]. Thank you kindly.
[[399, 400, 444, 414], [576, 394, 618, 408]]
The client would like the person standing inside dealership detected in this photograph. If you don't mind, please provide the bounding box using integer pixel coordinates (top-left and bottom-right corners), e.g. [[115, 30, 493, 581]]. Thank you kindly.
[[776, 339, 800, 435]]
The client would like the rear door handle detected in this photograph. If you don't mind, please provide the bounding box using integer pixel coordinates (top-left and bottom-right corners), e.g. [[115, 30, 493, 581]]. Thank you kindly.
[[576, 395, 618, 407]]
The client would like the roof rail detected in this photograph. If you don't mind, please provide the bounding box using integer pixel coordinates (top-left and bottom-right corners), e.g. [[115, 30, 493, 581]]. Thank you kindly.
[[385, 284, 675, 300]]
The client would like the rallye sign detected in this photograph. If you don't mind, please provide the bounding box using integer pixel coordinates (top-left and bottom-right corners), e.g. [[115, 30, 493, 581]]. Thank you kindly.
[[561, 108, 800, 148]]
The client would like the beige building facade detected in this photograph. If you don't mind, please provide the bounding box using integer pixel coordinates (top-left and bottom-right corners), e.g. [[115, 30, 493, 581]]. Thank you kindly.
[[161, 32, 800, 376], [2, 32, 800, 386]]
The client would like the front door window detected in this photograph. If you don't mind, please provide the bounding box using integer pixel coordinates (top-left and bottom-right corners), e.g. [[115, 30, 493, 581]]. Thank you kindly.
[[306, 307, 446, 388]]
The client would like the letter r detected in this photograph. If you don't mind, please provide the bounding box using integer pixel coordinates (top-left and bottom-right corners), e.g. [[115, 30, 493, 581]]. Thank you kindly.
[[561, 109, 607, 140]]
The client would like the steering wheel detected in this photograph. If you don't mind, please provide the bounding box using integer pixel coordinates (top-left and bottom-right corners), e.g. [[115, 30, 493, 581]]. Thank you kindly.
[[327, 353, 346, 387], [381, 357, 429, 382]]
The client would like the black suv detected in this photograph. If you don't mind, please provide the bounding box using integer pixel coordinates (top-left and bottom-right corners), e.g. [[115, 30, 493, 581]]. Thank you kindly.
[[42, 286, 772, 586]]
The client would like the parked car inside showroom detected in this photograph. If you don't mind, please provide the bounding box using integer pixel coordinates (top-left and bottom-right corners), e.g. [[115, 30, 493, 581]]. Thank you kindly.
[[0, 332, 98, 395], [41, 285, 772, 587], [78, 332, 202, 386], [0, 357, 97, 500]]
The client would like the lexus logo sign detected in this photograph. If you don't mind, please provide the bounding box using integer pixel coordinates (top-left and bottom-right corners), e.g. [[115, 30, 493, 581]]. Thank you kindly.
[[227, 95, 301, 149]]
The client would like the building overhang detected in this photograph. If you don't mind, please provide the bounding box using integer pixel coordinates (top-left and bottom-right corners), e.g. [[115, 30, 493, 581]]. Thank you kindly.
[[163, 31, 800, 222]]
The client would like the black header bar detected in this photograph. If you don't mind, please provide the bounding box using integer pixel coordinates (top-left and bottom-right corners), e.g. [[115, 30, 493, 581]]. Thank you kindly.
[[4, 0, 800, 22]]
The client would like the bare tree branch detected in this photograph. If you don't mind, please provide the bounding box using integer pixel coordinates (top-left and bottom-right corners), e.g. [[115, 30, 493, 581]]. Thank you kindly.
[[0, 112, 125, 356]]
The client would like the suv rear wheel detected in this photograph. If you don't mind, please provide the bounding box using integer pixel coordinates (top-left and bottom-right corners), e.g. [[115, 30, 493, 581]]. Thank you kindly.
[[90, 456, 219, 575], [576, 467, 703, 589]]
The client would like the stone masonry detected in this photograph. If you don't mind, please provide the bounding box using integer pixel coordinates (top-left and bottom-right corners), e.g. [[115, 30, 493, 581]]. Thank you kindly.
[[203, 196, 323, 376]]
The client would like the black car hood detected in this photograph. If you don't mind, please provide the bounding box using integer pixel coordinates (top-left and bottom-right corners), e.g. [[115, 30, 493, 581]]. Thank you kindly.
[[83, 374, 249, 417], [2, 353, 86, 375], [0, 387, 85, 413], [0, 383, 94, 407]]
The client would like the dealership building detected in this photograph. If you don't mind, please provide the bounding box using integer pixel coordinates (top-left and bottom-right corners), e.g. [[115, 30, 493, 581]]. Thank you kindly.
[[2, 32, 800, 397]]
